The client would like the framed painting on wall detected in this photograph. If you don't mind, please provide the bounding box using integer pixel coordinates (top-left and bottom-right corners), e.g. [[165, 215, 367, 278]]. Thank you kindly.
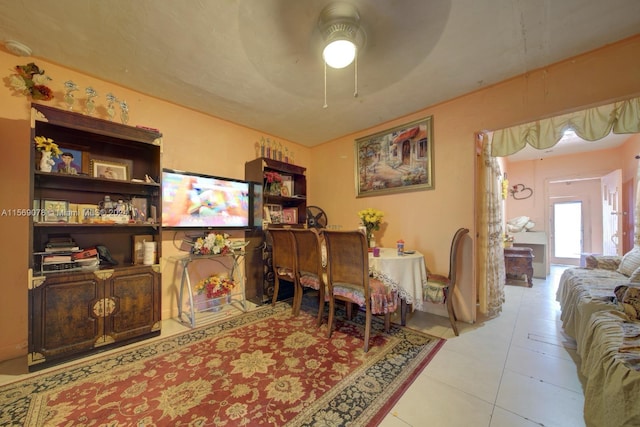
[[355, 116, 434, 197]]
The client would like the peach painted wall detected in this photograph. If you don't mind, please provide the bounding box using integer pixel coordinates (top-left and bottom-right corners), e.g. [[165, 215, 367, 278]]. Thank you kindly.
[[506, 136, 640, 256], [1, 35, 640, 363], [0, 51, 310, 362], [308, 35, 640, 322]]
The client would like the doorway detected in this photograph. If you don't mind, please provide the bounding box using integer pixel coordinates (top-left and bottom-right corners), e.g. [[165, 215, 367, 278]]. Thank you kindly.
[[551, 201, 583, 266]]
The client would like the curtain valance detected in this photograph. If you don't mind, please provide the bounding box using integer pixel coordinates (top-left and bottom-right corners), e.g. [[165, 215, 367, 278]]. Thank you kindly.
[[491, 97, 640, 157]]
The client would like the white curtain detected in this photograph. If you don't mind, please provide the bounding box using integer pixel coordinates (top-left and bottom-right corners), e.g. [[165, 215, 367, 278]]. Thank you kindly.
[[491, 97, 640, 157], [478, 96, 640, 314], [477, 133, 506, 317]]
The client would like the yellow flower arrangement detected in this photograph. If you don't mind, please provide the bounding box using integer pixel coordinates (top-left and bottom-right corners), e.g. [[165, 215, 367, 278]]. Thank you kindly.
[[194, 274, 235, 299], [358, 208, 384, 239], [34, 135, 62, 158]]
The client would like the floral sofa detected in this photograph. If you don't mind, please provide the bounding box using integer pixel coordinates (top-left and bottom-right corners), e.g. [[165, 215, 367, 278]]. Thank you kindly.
[[556, 250, 640, 427]]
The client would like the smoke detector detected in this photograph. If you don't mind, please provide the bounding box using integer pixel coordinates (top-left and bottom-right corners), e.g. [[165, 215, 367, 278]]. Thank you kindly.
[[4, 40, 32, 57]]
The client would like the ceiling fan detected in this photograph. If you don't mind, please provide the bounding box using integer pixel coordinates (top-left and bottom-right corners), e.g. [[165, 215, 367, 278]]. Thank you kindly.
[[236, 1, 450, 99]]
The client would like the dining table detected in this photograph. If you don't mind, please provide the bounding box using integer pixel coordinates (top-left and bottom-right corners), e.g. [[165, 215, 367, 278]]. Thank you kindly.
[[368, 247, 428, 325]]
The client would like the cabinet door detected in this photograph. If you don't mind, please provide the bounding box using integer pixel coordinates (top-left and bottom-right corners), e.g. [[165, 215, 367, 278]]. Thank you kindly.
[[106, 267, 161, 342], [29, 272, 102, 365]]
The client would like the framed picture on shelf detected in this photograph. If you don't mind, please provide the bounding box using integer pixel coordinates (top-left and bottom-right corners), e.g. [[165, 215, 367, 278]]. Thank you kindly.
[[282, 208, 297, 224], [54, 147, 89, 175], [355, 116, 434, 197], [41, 200, 70, 223], [91, 158, 129, 181], [280, 175, 293, 197], [265, 204, 283, 224]]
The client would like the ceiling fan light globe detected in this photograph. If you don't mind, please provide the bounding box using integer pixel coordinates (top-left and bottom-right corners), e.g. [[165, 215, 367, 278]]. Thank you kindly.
[[323, 40, 356, 69]]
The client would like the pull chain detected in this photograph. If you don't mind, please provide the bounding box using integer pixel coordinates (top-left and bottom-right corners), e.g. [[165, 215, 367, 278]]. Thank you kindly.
[[354, 48, 358, 98], [323, 61, 328, 109]]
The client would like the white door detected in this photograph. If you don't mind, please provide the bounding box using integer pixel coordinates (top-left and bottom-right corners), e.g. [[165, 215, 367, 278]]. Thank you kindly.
[[602, 169, 623, 256], [551, 201, 583, 266]]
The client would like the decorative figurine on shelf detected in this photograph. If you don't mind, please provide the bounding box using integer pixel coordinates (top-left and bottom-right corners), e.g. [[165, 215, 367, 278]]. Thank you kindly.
[[284, 147, 289, 163], [34, 135, 62, 172], [119, 100, 129, 124], [120, 102, 129, 123], [260, 137, 266, 157], [63, 80, 79, 110], [106, 93, 117, 121], [266, 138, 271, 159], [84, 86, 98, 116]]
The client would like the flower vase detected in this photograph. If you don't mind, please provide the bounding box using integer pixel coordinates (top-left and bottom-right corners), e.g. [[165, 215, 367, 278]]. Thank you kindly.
[[268, 182, 281, 196], [39, 151, 54, 172], [366, 232, 376, 250]]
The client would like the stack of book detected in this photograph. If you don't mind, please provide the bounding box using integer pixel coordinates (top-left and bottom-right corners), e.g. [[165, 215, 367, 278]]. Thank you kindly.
[[39, 236, 99, 273]]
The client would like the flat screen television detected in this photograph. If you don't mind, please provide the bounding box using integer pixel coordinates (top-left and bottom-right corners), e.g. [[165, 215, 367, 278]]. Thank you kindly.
[[162, 169, 251, 229]]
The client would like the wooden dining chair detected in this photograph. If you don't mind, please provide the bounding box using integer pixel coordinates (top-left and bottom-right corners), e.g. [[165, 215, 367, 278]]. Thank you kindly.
[[424, 227, 469, 336], [289, 228, 326, 325], [266, 228, 296, 307], [323, 230, 398, 352]]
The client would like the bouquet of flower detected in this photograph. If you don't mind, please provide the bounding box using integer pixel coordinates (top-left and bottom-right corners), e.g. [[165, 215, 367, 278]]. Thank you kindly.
[[194, 274, 235, 299], [358, 208, 384, 241], [264, 171, 283, 195], [34, 136, 62, 158], [9, 63, 54, 101], [191, 232, 231, 255]]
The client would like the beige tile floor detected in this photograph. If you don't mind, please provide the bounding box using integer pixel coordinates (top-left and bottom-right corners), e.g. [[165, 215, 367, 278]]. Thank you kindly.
[[381, 265, 586, 427], [0, 265, 585, 426]]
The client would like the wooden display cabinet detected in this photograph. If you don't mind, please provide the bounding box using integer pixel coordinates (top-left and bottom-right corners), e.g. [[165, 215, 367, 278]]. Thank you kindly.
[[244, 157, 306, 304], [28, 104, 163, 370]]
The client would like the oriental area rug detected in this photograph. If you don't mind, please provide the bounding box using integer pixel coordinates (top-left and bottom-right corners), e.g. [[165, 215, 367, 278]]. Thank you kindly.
[[0, 300, 444, 426]]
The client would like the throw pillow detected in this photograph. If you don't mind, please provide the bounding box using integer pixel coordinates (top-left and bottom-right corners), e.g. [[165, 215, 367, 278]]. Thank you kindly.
[[585, 255, 621, 270], [614, 285, 629, 302], [620, 286, 640, 320], [630, 266, 640, 283], [618, 248, 640, 277]]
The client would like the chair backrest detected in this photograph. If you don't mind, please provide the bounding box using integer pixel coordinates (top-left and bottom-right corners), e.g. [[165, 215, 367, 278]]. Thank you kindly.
[[267, 228, 296, 274], [448, 228, 470, 286], [323, 230, 370, 301], [290, 228, 323, 277]]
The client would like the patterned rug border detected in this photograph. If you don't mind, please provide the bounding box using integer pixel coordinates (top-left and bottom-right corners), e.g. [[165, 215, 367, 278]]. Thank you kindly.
[[1, 300, 445, 426]]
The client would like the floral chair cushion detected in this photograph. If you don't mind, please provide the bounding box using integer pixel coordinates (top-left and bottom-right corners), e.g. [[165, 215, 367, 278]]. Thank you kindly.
[[423, 274, 448, 304], [299, 271, 322, 290], [276, 267, 294, 279], [332, 278, 398, 314]]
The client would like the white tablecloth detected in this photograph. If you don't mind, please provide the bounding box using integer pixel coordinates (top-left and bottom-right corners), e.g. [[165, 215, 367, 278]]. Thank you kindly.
[[369, 247, 428, 310]]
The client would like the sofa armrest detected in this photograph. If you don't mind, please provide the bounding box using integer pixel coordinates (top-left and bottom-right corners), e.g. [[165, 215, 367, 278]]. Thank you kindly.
[[585, 255, 622, 270]]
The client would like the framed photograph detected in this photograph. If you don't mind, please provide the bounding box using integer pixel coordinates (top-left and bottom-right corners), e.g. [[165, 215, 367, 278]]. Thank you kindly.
[[355, 116, 434, 197], [42, 200, 69, 223], [91, 159, 129, 181], [280, 175, 293, 197], [282, 208, 298, 224], [54, 147, 89, 175], [266, 204, 283, 224]]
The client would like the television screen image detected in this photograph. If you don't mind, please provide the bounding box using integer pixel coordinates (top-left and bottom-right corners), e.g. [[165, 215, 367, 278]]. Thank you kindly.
[[162, 170, 250, 229]]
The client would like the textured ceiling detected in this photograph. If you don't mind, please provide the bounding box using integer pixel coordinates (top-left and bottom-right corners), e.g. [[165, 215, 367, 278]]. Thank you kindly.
[[1, 0, 639, 147]]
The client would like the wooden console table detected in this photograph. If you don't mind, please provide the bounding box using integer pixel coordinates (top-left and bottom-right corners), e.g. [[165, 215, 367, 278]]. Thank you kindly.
[[504, 246, 534, 287]]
